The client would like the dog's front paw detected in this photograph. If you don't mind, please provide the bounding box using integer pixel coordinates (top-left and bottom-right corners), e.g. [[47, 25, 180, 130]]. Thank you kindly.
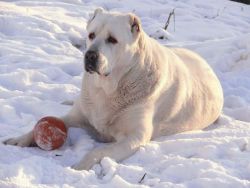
[[72, 149, 104, 171], [3, 131, 35, 147], [4, 137, 30, 147], [72, 158, 98, 171]]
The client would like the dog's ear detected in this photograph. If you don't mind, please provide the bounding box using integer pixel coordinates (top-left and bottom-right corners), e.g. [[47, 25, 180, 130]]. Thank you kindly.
[[128, 13, 141, 34], [87, 8, 104, 28]]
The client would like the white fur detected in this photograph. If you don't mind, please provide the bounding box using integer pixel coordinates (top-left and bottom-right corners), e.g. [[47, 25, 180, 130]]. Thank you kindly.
[[4, 9, 223, 171]]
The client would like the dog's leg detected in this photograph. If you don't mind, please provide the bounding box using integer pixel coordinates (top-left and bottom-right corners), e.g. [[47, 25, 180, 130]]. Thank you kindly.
[[3, 98, 86, 147], [72, 106, 153, 170], [60, 98, 87, 129], [3, 130, 36, 147], [73, 123, 153, 170]]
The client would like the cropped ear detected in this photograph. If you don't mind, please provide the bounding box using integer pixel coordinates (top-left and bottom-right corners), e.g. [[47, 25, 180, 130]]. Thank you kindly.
[[128, 13, 141, 34], [87, 8, 104, 28]]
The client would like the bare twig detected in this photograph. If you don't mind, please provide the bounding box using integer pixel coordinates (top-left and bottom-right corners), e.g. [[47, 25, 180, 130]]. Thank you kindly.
[[139, 173, 147, 184], [164, 9, 175, 31]]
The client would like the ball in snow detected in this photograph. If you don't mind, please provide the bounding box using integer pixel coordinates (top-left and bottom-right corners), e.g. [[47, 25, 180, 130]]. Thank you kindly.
[[33, 116, 67, 151]]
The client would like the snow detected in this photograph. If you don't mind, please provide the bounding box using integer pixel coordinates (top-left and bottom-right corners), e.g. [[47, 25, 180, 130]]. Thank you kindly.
[[0, 0, 250, 187]]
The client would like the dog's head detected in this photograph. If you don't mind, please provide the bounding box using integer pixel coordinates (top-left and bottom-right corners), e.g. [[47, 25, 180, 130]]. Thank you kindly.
[[84, 8, 141, 76]]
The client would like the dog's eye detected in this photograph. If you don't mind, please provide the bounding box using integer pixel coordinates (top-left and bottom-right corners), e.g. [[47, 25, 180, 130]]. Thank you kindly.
[[107, 36, 118, 44], [88, 32, 95, 40]]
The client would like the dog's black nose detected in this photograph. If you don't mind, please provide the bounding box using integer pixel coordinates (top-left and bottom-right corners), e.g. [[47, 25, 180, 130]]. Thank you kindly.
[[85, 50, 98, 73], [85, 50, 98, 62]]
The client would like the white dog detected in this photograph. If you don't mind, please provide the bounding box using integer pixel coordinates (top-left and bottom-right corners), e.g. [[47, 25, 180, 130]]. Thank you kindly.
[[4, 8, 224, 170]]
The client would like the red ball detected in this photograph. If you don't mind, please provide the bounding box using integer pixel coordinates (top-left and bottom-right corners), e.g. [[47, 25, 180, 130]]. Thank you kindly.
[[33, 116, 67, 151]]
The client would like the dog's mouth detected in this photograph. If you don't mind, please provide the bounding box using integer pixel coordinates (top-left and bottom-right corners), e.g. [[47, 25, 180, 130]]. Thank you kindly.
[[85, 65, 110, 77], [103, 72, 110, 77], [85, 65, 95, 74], [85, 62, 98, 74]]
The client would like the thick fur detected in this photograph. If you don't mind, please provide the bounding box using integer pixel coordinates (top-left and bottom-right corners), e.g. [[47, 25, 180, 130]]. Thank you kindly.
[[4, 9, 224, 170]]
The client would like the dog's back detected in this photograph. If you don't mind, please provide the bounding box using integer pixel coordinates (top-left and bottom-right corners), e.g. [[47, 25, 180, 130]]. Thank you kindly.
[[151, 45, 223, 137]]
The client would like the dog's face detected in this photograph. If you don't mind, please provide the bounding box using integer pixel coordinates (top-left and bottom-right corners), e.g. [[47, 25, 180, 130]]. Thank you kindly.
[[84, 8, 141, 76]]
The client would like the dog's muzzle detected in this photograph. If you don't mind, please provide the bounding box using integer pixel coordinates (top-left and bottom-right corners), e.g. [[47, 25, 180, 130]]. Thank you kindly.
[[84, 50, 99, 74]]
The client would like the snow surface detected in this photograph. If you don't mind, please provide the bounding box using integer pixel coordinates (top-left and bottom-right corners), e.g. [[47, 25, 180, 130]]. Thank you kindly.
[[0, 0, 250, 187]]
